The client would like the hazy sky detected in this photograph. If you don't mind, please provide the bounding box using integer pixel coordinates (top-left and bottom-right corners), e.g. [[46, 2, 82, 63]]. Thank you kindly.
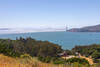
[[0, 0, 100, 29]]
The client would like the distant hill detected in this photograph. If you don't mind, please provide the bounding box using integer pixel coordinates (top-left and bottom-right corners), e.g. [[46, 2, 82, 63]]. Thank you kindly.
[[67, 24, 100, 32]]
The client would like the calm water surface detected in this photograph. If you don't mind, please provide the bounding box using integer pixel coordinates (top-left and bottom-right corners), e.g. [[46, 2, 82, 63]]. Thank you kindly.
[[0, 32, 100, 49]]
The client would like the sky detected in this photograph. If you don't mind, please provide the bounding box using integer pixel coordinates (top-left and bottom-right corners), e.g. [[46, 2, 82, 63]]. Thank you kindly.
[[0, 0, 100, 29]]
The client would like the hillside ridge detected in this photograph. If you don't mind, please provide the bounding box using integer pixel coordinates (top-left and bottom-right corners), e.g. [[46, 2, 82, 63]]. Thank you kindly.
[[67, 24, 100, 32]]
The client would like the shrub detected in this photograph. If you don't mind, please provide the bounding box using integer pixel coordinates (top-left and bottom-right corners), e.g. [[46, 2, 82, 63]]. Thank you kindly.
[[66, 58, 89, 65], [38, 57, 50, 63], [53, 60, 65, 64], [20, 54, 31, 59]]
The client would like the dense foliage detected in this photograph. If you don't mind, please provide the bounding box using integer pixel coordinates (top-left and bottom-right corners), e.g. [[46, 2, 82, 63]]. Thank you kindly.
[[66, 58, 89, 65], [0, 37, 62, 57], [38, 57, 89, 65], [72, 44, 100, 62], [1, 37, 100, 65], [38, 56, 65, 64]]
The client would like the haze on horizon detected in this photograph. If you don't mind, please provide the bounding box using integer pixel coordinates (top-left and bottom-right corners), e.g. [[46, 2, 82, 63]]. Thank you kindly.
[[0, 0, 100, 29]]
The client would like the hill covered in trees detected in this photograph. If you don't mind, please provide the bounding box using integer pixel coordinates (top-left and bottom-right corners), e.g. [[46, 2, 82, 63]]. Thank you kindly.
[[1, 37, 100, 67], [1, 38, 100, 61], [0, 37, 62, 57], [67, 24, 100, 32]]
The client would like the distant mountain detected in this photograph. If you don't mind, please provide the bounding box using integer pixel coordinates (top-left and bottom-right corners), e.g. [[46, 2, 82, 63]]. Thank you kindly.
[[67, 24, 100, 32]]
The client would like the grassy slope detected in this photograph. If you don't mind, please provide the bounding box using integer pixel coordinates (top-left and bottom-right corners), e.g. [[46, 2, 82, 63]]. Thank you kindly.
[[0, 54, 63, 67], [0, 54, 100, 67]]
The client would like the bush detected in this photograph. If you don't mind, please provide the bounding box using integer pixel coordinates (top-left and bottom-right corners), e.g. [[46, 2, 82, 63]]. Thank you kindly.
[[66, 58, 89, 65], [53, 60, 65, 64], [38, 56, 66, 64], [20, 54, 31, 59], [38, 57, 51, 63]]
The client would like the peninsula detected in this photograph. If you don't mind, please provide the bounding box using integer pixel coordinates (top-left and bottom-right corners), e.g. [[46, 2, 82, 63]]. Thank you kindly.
[[67, 24, 100, 32]]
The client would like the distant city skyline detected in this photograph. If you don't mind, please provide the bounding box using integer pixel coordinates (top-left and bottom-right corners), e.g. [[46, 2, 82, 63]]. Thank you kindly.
[[0, 0, 100, 29]]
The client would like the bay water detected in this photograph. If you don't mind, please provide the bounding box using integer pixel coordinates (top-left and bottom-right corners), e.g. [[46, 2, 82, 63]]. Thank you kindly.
[[0, 31, 100, 49]]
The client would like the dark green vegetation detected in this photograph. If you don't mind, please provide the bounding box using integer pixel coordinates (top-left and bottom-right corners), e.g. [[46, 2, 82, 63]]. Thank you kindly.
[[38, 56, 89, 66], [1, 37, 100, 67], [72, 44, 100, 63], [38, 56, 65, 64], [54, 58, 89, 65], [0, 37, 62, 57], [66, 58, 89, 64]]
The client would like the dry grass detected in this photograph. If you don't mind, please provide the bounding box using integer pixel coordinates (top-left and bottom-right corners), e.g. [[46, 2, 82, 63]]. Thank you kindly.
[[79, 54, 94, 65], [0, 54, 63, 67], [0, 54, 95, 67]]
